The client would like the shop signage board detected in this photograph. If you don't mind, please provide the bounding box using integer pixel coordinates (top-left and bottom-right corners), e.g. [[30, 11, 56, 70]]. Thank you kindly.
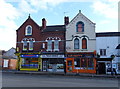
[[67, 54, 94, 58], [42, 55, 64, 58], [21, 54, 40, 58]]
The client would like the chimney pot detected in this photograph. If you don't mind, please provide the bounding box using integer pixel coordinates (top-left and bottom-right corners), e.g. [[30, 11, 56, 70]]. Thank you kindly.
[[64, 16, 69, 25], [42, 18, 46, 29]]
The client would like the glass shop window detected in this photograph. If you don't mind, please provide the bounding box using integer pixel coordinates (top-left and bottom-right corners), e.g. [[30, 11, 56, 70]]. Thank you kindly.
[[68, 60, 72, 66], [21, 58, 38, 68], [74, 58, 80, 67], [81, 58, 87, 68], [88, 58, 94, 70]]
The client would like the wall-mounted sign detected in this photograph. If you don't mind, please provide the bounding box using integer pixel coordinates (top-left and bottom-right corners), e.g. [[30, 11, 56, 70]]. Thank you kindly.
[[67, 53, 94, 58], [42, 55, 64, 58], [21, 54, 40, 58]]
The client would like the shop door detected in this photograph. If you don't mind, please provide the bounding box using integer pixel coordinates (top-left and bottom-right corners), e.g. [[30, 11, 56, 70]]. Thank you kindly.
[[98, 63, 106, 74], [66, 58, 74, 72], [43, 61, 48, 71]]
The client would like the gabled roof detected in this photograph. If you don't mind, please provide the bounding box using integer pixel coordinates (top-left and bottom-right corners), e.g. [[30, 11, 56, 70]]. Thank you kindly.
[[68, 10, 95, 26], [42, 25, 66, 32], [96, 32, 120, 37], [16, 15, 40, 31]]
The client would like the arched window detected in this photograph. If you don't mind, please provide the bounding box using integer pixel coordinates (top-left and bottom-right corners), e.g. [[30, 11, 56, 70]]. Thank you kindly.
[[29, 41, 33, 50], [76, 21, 84, 32], [74, 38, 79, 49], [54, 40, 59, 51], [25, 25, 32, 36], [47, 40, 52, 51], [23, 41, 27, 50], [82, 38, 87, 49], [29, 38, 35, 50], [22, 38, 28, 51]]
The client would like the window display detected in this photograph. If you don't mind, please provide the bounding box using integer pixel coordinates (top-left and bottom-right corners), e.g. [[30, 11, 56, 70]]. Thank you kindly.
[[21, 58, 38, 68]]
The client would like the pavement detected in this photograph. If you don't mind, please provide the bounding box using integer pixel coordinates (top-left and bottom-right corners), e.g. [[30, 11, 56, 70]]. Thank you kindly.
[[2, 69, 120, 79]]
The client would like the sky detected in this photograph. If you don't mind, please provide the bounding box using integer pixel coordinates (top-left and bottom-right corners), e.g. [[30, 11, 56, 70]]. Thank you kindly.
[[0, 0, 119, 51]]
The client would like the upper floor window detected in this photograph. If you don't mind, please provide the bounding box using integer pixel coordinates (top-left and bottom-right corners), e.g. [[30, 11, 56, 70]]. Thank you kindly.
[[100, 49, 106, 56], [29, 41, 33, 50], [25, 25, 32, 36], [76, 21, 84, 32], [74, 38, 79, 49], [23, 41, 27, 51], [54, 40, 59, 51], [47, 40, 52, 51], [82, 38, 87, 49]]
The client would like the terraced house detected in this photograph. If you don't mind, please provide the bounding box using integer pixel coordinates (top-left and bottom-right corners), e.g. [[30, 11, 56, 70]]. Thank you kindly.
[[16, 11, 97, 73], [16, 15, 66, 72], [65, 10, 96, 73]]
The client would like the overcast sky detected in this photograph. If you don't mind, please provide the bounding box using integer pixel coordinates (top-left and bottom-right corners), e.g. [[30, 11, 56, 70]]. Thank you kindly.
[[0, 0, 118, 51]]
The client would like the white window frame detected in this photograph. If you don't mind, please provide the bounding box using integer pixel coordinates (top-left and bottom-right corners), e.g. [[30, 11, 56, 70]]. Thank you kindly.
[[29, 41, 33, 50], [23, 41, 27, 51], [47, 40, 52, 51], [100, 49, 106, 56], [74, 38, 79, 49], [25, 25, 32, 36], [54, 40, 59, 51]]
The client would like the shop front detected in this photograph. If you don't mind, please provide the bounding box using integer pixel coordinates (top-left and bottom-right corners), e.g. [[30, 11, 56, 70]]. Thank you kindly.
[[41, 54, 65, 72], [66, 53, 96, 74], [16, 52, 42, 71], [97, 58, 113, 74]]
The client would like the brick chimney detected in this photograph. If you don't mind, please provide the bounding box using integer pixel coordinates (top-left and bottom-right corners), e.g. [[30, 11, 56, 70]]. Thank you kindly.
[[64, 16, 69, 25], [42, 18, 46, 29]]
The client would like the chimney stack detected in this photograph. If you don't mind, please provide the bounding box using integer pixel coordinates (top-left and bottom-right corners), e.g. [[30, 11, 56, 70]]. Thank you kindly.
[[64, 16, 69, 25], [42, 18, 46, 29]]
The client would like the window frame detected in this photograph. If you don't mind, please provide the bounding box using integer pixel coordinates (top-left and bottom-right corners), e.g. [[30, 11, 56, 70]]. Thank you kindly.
[[82, 38, 87, 49], [54, 40, 59, 51], [25, 25, 32, 36], [23, 41, 28, 51], [29, 41, 34, 50], [47, 40, 52, 51], [100, 49, 106, 56], [74, 38, 80, 49], [76, 21, 84, 32]]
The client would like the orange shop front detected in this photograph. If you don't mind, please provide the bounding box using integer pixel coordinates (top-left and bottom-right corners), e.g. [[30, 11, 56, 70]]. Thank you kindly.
[[66, 53, 96, 74]]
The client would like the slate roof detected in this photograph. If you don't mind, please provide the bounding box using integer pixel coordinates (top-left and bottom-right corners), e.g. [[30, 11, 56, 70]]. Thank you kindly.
[[96, 32, 120, 37], [42, 25, 66, 32]]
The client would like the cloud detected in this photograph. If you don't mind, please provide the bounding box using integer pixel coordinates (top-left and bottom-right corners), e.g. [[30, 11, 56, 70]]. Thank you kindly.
[[0, 0, 21, 50], [91, 0, 118, 19]]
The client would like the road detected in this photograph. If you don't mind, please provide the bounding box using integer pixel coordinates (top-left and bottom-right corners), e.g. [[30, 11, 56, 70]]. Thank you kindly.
[[2, 73, 119, 87]]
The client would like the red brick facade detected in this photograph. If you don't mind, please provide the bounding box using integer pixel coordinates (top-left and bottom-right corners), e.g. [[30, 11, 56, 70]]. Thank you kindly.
[[16, 16, 65, 53]]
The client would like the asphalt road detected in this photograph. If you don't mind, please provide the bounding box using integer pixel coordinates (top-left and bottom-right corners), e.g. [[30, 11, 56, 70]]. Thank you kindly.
[[2, 73, 119, 87]]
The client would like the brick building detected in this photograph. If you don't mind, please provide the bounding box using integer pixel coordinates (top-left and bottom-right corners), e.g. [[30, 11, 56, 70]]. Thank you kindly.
[[16, 15, 65, 72]]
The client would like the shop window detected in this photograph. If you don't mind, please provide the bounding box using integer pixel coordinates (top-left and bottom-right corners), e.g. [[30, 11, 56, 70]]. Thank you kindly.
[[23, 41, 27, 50], [88, 58, 94, 70], [100, 49, 106, 56], [76, 21, 84, 32], [54, 40, 59, 51], [29, 41, 33, 50], [74, 38, 79, 49], [25, 25, 32, 36], [82, 38, 87, 49], [21, 58, 38, 68], [118, 63, 120, 71], [81, 58, 87, 68], [68, 60, 72, 66], [47, 40, 52, 51], [74, 58, 80, 67]]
